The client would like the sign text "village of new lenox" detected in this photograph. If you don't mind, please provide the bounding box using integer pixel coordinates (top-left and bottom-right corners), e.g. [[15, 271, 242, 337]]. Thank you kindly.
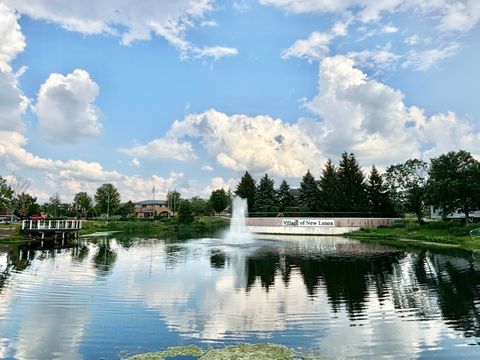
[[282, 219, 335, 227]]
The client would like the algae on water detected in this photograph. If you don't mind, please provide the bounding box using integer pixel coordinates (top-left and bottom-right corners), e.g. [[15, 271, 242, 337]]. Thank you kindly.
[[124, 343, 322, 360]]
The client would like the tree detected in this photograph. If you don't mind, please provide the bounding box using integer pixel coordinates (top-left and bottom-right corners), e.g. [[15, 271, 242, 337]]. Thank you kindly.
[[367, 166, 394, 216], [45, 193, 62, 217], [0, 176, 12, 212], [190, 196, 210, 215], [209, 189, 229, 214], [385, 159, 428, 222], [16, 193, 40, 218], [177, 200, 194, 224], [337, 152, 366, 213], [318, 159, 339, 212], [277, 180, 294, 211], [254, 173, 278, 213], [298, 170, 319, 212], [73, 192, 93, 218], [95, 184, 121, 215], [167, 190, 181, 213], [235, 171, 256, 213], [427, 150, 480, 222], [117, 201, 134, 218]]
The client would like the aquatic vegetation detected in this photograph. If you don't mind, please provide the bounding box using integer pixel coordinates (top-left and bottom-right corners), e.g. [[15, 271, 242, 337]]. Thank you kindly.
[[125, 343, 322, 360]]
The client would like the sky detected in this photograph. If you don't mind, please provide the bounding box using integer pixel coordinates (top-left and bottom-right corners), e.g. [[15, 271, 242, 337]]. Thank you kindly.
[[0, 0, 479, 203]]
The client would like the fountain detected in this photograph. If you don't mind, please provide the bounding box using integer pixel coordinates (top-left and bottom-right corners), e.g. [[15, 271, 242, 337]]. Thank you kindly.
[[224, 196, 252, 243]]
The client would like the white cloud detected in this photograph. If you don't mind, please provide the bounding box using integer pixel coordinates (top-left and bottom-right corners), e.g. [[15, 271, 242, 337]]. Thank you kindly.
[[165, 109, 326, 177], [34, 69, 102, 145], [281, 31, 333, 61], [347, 45, 401, 72], [4, 0, 238, 61], [382, 24, 398, 33], [0, 4, 28, 132], [130, 158, 141, 168], [260, 0, 480, 33], [405, 35, 419, 45], [402, 43, 460, 71], [119, 138, 197, 162], [202, 165, 214, 171]]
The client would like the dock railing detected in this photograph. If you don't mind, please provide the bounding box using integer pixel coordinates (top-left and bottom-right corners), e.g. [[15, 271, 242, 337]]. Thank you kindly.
[[22, 219, 82, 231]]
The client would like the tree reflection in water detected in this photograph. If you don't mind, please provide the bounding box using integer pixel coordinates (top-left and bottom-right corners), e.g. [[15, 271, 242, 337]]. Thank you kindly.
[[211, 241, 480, 338]]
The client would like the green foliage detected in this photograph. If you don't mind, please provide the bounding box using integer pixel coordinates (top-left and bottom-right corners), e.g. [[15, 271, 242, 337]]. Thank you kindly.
[[45, 193, 62, 217], [427, 150, 480, 221], [385, 159, 428, 222], [73, 192, 93, 217], [298, 170, 319, 212], [367, 165, 395, 215], [277, 180, 295, 211], [15, 192, 40, 218], [177, 200, 194, 224], [167, 190, 181, 213], [254, 173, 278, 212], [337, 152, 367, 212], [209, 189, 229, 213], [117, 201, 134, 218], [0, 176, 13, 211], [235, 171, 256, 212], [95, 183, 121, 215], [190, 196, 211, 215], [318, 159, 339, 212]]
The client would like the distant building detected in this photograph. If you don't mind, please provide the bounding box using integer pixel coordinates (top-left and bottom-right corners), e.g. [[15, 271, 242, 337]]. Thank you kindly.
[[133, 200, 173, 218], [430, 206, 480, 221]]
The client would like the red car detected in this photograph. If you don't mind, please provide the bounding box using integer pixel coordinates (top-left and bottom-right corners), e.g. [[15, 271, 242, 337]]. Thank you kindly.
[[30, 215, 47, 221]]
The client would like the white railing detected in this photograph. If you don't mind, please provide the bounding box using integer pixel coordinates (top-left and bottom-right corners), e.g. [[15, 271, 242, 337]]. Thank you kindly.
[[22, 220, 83, 231]]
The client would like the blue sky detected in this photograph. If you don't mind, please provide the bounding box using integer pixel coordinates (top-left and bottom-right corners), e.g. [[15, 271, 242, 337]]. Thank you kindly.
[[0, 0, 479, 202]]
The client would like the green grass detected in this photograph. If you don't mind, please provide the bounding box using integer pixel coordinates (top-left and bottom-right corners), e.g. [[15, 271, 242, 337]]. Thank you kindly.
[[347, 221, 480, 252], [124, 343, 323, 360]]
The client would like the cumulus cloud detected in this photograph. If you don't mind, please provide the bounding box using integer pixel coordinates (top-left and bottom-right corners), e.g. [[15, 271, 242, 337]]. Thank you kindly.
[[0, 4, 28, 132], [4, 0, 238, 61], [119, 138, 197, 162], [34, 69, 102, 145], [121, 54, 480, 176], [165, 109, 326, 177]]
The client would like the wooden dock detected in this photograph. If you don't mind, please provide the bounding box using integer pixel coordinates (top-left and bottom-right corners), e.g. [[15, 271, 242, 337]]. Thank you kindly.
[[22, 219, 82, 239]]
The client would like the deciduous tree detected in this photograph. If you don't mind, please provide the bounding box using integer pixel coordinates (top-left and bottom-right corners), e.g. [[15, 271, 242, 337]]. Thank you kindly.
[[95, 184, 121, 215]]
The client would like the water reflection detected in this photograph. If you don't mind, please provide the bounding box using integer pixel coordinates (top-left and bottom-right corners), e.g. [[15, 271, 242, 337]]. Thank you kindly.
[[0, 236, 479, 359]]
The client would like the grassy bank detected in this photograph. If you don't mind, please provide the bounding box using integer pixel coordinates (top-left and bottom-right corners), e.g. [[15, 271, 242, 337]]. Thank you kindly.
[[347, 221, 480, 252]]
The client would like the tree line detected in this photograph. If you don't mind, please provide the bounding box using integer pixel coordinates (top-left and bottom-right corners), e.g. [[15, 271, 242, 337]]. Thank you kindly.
[[230, 150, 480, 222], [2, 149, 480, 222]]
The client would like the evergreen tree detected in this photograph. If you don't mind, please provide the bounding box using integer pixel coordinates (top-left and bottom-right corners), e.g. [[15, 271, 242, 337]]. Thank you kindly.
[[254, 173, 278, 213], [367, 166, 394, 216], [235, 171, 256, 213], [318, 159, 339, 212], [298, 170, 319, 212], [427, 150, 480, 222], [277, 180, 294, 211], [337, 152, 367, 213]]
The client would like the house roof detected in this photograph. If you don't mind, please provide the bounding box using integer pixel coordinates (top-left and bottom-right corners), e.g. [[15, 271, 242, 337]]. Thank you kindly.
[[134, 200, 167, 205]]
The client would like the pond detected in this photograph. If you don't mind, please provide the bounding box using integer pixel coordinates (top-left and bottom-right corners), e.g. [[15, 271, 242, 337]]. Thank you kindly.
[[0, 235, 479, 359]]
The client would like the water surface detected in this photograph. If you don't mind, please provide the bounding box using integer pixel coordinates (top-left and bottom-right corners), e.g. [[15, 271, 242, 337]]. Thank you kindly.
[[0, 235, 479, 359]]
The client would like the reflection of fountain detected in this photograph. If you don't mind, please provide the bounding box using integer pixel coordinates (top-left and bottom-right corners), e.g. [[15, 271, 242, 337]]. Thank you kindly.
[[224, 197, 252, 243]]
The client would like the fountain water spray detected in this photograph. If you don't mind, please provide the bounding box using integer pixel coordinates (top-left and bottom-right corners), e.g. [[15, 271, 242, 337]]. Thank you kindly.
[[224, 196, 252, 243]]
